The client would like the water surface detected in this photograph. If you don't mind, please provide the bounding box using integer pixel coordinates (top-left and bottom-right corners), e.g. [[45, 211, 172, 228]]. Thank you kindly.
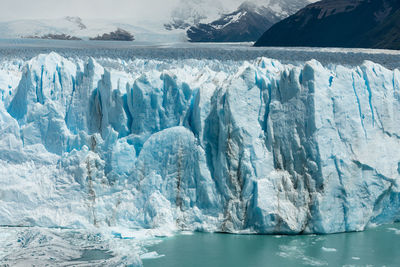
[[144, 223, 400, 267]]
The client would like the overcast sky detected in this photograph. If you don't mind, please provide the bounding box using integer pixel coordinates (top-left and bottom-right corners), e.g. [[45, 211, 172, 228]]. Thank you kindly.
[[0, 0, 248, 21], [0, 0, 170, 21], [0, 0, 316, 22]]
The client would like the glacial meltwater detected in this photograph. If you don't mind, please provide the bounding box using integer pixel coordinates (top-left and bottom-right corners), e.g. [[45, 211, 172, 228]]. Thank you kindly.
[[144, 223, 400, 267]]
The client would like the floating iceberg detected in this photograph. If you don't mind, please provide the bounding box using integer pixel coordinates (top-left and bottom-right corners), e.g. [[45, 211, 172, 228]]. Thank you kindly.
[[0, 52, 399, 239]]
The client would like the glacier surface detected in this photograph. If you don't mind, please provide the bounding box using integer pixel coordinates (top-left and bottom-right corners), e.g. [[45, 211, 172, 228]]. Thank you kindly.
[[1, 51, 400, 264]]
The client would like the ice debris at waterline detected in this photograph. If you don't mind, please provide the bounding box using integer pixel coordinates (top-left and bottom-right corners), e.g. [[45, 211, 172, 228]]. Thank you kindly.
[[1, 52, 400, 237]]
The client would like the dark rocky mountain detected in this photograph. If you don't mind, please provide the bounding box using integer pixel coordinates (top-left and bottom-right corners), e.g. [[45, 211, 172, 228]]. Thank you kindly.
[[186, 0, 314, 42], [255, 0, 400, 50], [187, 2, 281, 42], [165, 0, 313, 33], [90, 28, 134, 41], [24, 33, 82, 41]]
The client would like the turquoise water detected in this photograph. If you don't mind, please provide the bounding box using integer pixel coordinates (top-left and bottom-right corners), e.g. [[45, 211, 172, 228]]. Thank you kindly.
[[144, 223, 400, 267]]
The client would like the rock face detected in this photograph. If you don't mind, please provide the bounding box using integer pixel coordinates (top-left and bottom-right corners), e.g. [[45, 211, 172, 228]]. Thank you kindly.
[[1, 52, 400, 234], [255, 0, 400, 49], [187, 2, 280, 42], [187, 1, 312, 42], [90, 28, 134, 41], [24, 33, 82, 40]]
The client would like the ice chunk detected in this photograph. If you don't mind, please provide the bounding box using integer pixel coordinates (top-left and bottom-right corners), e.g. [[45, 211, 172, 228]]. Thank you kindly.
[[321, 247, 337, 252]]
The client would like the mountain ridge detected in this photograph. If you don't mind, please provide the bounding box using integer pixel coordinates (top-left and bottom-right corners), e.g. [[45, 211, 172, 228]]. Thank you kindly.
[[255, 0, 400, 49], [187, 0, 313, 42]]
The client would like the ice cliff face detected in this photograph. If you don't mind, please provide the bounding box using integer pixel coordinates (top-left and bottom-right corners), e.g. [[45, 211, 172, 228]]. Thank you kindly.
[[1, 52, 400, 234]]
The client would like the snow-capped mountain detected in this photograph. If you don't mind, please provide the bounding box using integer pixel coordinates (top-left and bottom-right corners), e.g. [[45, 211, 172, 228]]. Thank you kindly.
[[186, 0, 314, 42], [0, 17, 87, 39], [166, 0, 315, 32], [164, 0, 226, 30], [0, 17, 185, 43], [187, 2, 281, 42], [0, 0, 317, 44]]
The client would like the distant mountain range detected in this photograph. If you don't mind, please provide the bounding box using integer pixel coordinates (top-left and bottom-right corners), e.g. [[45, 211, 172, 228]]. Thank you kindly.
[[21, 19, 135, 41], [255, 0, 400, 50], [0, 17, 182, 43], [187, 2, 281, 42], [0, 1, 317, 44], [8, 0, 399, 48], [181, 0, 314, 42], [164, 0, 225, 30]]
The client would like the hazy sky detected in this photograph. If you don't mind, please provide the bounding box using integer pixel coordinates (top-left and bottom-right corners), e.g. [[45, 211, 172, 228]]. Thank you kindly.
[[0, 0, 172, 21], [0, 0, 317, 22], [0, 0, 249, 21]]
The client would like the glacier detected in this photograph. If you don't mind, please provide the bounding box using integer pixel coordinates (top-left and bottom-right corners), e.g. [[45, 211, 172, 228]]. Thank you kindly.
[[0, 51, 400, 264]]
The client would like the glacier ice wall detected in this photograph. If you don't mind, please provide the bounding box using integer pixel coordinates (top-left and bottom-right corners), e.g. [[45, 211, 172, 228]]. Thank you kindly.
[[0, 52, 400, 234]]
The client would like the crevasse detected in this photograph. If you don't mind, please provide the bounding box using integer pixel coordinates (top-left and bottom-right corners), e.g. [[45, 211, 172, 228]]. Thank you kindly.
[[0, 52, 399, 234]]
